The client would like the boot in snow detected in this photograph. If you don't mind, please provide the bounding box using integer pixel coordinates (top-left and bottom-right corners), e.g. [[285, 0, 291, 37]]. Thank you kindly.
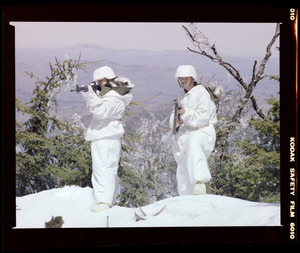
[[193, 181, 206, 195], [90, 202, 110, 213]]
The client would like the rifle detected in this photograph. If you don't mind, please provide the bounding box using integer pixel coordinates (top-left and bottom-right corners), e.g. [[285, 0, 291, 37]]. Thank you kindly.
[[70, 82, 100, 94], [172, 98, 181, 135], [70, 81, 132, 96], [70, 84, 89, 93]]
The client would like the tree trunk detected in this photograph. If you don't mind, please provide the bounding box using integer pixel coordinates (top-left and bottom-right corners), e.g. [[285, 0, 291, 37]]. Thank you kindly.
[[182, 23, 280, 190]]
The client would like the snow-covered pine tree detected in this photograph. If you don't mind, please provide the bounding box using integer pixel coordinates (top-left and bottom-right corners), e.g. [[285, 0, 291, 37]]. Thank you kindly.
[[213, 76, 280, 203], [117, 112, 177, 207], [182, 23, 280, 190], [16, 55, 100, 196]]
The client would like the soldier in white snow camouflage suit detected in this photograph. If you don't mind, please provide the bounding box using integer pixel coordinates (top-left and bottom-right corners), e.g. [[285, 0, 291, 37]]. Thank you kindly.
[[81, 66, 134, 212], [169, 65, 218, 196]]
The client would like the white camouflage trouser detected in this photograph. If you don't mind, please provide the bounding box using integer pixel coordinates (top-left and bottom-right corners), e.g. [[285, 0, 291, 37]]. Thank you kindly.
[[172, 125, 216, 195], [91, 138, 121, 206]]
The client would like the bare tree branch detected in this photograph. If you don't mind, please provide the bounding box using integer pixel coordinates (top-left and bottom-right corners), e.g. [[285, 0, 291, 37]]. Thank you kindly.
[[183, 25, 248, 92], [183, 23, 279, 121], [251, 60, 258, 83], [183, 23, 280, 187], [250, 95, 265, 119], [256, 23, 280, 79]]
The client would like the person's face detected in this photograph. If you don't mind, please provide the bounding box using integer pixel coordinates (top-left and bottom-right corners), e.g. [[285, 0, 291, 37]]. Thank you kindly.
[[178, 76, 194, 91], [96, 78, 108, 88]]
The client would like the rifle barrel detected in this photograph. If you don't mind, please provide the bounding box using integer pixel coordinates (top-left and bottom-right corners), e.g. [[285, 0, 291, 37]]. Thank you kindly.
[[173, 98, 179, 135]]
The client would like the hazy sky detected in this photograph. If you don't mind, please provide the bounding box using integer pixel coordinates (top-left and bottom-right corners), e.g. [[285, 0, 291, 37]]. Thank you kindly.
[[11, 22, 279, 57]]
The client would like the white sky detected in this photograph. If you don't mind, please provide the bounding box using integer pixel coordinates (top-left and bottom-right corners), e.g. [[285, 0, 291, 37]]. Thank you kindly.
[[11, 22, 279, 57]]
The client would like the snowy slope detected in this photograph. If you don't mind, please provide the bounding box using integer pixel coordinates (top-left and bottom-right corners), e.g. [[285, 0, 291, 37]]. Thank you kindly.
[[16, 185, 280, 228]]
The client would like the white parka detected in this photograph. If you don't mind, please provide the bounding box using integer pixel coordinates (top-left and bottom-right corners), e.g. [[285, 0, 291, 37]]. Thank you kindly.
[[169, 84, 217, 195], [81, 80, 133, 206], [81, 85, 132, 142]]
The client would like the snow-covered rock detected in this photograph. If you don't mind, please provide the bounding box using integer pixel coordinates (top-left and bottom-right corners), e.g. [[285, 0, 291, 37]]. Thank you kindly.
[[16, 185, 280, 228]]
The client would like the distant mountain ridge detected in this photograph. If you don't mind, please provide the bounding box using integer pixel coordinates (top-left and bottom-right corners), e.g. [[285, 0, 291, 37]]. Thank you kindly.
[[16, 43, 279, 102], [15, 44, 279, 130]]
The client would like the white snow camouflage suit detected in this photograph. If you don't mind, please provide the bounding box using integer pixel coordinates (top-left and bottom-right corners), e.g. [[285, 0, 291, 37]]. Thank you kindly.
[[81, 80, 132, 206], [169, 84, 217, 195]]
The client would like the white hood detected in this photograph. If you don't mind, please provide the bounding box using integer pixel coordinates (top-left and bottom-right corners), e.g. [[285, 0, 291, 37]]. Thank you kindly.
[[81, 82, 133, 141], [111, 77, 135, 89]]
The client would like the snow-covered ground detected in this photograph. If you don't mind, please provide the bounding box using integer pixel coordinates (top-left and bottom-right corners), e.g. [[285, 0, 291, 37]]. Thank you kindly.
[[16, 185, 280, 228]]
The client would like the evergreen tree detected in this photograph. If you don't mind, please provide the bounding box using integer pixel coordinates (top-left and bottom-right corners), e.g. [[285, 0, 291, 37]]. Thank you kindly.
[[117, 113, 177, 207], [182, 23, 280, 188], [16, 55, 99, 196], [214, 76, 280, 203]]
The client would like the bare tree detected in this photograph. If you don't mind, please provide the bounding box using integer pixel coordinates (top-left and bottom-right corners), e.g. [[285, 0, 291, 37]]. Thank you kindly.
[[182, 23, 280, 187]]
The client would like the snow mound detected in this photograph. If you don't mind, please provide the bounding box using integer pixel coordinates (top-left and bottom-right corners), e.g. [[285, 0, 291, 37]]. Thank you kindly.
[[16, 185, 280, 228]]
